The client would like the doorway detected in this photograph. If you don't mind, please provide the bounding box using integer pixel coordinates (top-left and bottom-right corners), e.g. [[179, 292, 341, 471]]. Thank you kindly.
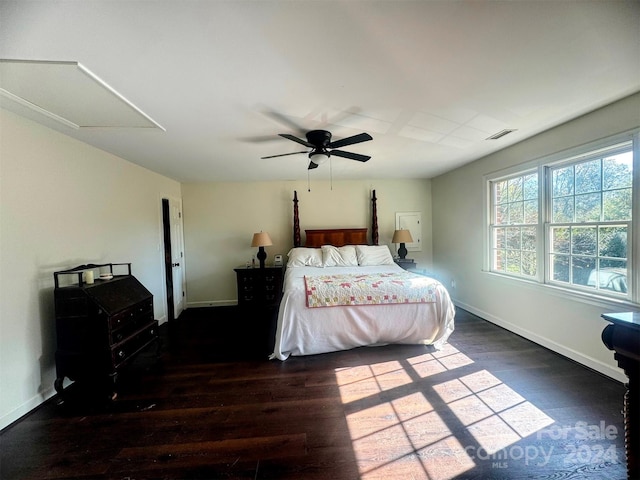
[[162, 197, 185, 321]]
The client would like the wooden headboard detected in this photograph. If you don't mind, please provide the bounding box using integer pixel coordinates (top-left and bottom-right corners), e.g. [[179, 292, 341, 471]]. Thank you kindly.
[[304, 228, 368, 247], [292, 190, 379, 247]]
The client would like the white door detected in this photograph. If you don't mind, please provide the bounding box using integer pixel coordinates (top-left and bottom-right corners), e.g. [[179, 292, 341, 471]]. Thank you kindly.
[[169, 198, 185, 318]]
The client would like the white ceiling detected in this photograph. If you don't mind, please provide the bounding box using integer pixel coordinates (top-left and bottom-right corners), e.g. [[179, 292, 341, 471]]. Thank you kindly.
[[1, 0, 639, 183]]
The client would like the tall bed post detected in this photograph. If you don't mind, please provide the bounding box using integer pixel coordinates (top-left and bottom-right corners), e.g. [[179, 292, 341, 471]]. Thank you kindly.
[[292, 190, 378, 246], [293, 190, 301, 247], [372, 189, 379, 246]]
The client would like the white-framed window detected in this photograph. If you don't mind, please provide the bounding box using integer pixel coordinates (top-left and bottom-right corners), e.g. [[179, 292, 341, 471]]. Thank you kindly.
[[490, 171, 539, 278], [486, 131, 638, 304]]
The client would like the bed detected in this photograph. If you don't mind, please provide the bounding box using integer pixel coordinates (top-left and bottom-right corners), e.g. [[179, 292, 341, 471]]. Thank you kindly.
[[270, 191, 455, 360]]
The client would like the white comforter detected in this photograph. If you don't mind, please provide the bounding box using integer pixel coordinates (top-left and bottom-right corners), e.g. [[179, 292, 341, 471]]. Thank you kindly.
[[270, 264, 455, 360]]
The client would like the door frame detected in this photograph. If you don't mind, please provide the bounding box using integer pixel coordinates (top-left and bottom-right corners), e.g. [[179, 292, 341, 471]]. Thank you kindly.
[[161, 196, 186, 321]]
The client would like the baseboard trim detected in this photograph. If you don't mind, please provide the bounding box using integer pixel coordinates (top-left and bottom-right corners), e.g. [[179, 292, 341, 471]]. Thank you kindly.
[[453, 301, 626, 384], [1, 388, 55, 431], [186, 300, 237, 308]]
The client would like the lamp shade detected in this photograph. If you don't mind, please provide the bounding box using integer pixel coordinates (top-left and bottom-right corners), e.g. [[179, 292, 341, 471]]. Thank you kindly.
[[251, 231, 273, 247], [392, 229, 413, 244]]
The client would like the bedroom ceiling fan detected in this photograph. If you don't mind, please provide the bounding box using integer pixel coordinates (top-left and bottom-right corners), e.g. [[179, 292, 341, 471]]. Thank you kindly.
[[261, 130, 373, 169]]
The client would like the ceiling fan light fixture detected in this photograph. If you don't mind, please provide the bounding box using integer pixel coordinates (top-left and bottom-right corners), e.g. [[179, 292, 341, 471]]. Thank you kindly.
[[309, 151, 329, 165]]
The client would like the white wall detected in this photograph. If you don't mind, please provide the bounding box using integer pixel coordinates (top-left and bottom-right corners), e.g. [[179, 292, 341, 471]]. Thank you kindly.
[[0, 109, 182, 429], [182, 179, 433, 305], [431, 92, 640, 383]]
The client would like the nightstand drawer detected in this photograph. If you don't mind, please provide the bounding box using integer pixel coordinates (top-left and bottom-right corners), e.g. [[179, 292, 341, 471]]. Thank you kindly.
[[234, 266, 284, 307]]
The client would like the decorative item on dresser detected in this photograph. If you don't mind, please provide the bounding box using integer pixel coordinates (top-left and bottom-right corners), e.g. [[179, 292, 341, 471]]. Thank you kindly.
[[53, 263, 159, 402], [234, 265, 284, 308]]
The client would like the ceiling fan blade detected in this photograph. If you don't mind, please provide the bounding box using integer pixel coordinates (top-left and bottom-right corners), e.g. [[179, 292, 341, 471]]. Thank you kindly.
[[239, 135, 283, 143], [327, 132, 372, 149], [330, 150, 371, 162], [259, 109, 307, 135], [261, 150, 309, 159], [308, 161, 319, 170], [279, 133, 314, 148]]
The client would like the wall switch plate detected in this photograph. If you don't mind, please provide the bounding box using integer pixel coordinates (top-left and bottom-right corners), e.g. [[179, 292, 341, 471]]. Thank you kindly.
[[274, 254, 283, 266]]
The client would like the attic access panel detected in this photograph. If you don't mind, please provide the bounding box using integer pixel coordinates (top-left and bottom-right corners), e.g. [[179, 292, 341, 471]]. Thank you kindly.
[[0, 59, 164, 130], [395, 212, 421, 252]]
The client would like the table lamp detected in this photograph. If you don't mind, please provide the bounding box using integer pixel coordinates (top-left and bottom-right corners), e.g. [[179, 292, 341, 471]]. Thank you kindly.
[[251, 231, 273, 268], [392, 229, 413, 260]]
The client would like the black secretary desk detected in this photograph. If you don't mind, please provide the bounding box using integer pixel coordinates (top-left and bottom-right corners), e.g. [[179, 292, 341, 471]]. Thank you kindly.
[[53, 263, 159, 401]]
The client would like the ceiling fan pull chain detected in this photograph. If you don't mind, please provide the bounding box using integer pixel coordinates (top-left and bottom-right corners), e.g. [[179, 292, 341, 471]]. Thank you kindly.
[[330, 156, 333, 191]]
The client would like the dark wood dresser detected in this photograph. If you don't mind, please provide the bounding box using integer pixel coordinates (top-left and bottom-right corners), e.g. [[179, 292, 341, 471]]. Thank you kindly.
[[234, 265, 284, 308], [53, 263, 159, 401], [601, 312, 640, 480]]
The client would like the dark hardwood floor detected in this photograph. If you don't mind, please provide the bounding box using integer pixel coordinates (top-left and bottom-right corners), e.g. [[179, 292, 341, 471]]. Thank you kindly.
[[0, 307, 628, 480]]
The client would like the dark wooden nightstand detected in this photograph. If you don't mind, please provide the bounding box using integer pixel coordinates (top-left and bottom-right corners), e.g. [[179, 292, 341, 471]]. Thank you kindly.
[[395, 258, 416, 271], [234, 266, 284, 308]]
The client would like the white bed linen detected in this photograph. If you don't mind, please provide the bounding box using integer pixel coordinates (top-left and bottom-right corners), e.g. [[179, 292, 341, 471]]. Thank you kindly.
[[270, 264, 455, 360]]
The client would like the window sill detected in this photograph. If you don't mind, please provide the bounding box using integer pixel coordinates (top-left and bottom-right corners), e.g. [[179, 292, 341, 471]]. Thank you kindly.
[[482, 270, 639, 311]]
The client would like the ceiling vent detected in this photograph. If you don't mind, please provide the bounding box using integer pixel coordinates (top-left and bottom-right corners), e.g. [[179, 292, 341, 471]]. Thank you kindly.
[[486, 129, 517, 140]]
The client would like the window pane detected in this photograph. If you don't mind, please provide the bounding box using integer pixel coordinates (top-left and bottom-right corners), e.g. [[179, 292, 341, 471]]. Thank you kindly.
[[572, 256, 596, 287], [575, 192, 601, 222], [572, 227, 597, 255], [494, 227, 506, 249], [551, 255, 570, 282], [523, 174, 538, 200], [593, 261, 628, 293], [575, 159, 601, 194], [506, 227, 521, 250], [553, 197, 574, 222], [495, 180, 508, 204], [509, 201, 524, 224], [551, 227, 570, 253], [599, 226, 627, 259], [603, 152, 632, 190], [494, 249, 506, 271], [523, 200, 537, 223], [603, 188, 632, 221], [522, 252, 537, 276], [522, 227, 536, 251], [553, 166, 574, 197], [508, 177, 523, 201], [495, 203, 508, 224], [506, 250, 521, 274]]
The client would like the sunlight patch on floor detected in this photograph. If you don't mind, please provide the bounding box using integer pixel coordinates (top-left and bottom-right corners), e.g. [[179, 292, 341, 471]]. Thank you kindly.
[[336, 346, 555, 479], [434, 369, 555, 455], [335, 361, 413, 403]]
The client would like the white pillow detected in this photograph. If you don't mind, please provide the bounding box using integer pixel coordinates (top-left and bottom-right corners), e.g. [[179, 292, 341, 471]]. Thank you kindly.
[[356, 245, 395, 266], [321, 245, 358, 267], [287, 247, 323, 267]]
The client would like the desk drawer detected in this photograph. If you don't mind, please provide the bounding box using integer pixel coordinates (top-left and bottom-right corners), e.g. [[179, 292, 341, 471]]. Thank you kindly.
[[110, 320, 158, 369], [108, 299, 153, 333]]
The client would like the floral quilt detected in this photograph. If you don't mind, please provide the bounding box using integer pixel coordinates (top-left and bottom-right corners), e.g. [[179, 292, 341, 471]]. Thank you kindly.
[[304, 271, 438, 308]]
